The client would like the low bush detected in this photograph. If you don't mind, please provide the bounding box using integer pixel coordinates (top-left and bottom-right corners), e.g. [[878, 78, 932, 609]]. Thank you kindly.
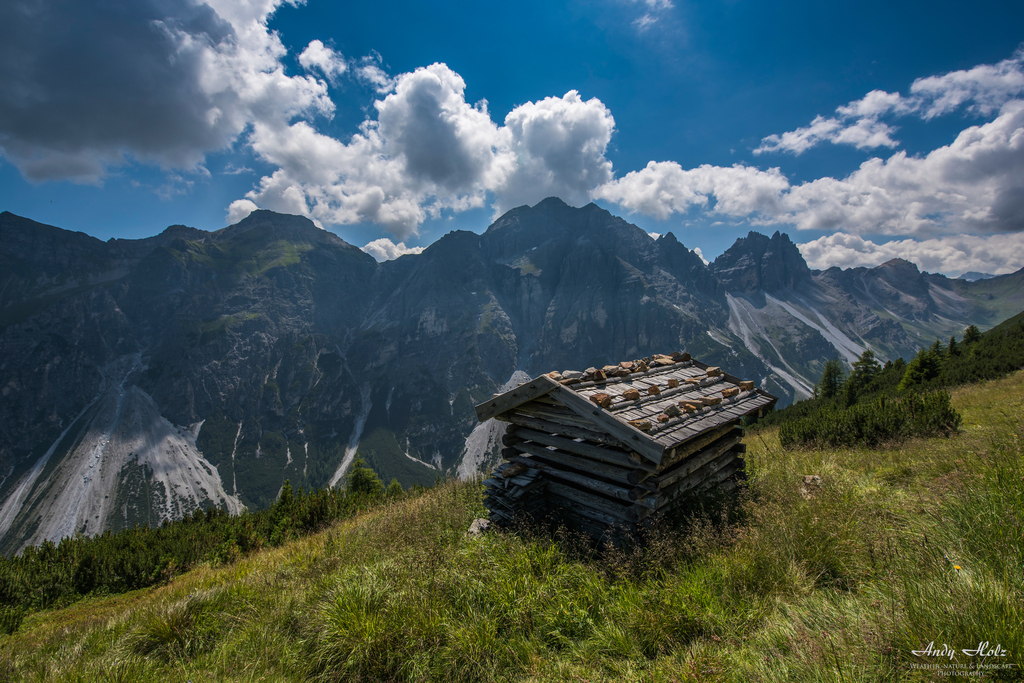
[[778, 390, 962, 448]]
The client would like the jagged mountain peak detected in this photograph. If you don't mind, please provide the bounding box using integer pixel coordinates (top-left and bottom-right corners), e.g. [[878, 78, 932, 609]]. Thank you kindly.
[[534, 196, 573, 210], [487, 197, 577, 233], [484, 197, 616, 234], [409, 230, 485, 275], [868, 257, 932, 300], [712, 229, 810, 294], [230, 208, 318, 230]]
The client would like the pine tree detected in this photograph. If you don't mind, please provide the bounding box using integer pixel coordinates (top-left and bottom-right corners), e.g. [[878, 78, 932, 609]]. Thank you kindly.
[[899, 345, 943, 391], [817, 358, 845, 400], [844, 349, 881, 405], [276, 480, 294, 511], [347, 457, 385, 497]]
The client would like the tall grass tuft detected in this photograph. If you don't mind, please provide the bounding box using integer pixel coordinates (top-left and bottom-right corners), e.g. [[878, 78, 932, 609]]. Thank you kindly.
[[129, 588, 228, 662]]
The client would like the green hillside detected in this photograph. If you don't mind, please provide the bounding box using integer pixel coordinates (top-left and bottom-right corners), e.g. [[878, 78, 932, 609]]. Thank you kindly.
[[1, 369, 1021, 681], [988, 307, 1024, 336]]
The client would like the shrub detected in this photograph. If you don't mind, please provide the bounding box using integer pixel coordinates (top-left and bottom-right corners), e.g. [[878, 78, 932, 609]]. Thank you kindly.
[[779, 391, 962, 449], [0, 604, 24, 636]]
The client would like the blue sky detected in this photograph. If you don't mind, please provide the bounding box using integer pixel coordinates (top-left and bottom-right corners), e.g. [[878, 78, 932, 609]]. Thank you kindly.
[[1, 0, 1023, 275]]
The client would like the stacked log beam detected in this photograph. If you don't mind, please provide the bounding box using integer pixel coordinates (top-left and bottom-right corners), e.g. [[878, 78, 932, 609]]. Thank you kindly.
[[482, 414, 746, 542], [482, 461, 546, 527]]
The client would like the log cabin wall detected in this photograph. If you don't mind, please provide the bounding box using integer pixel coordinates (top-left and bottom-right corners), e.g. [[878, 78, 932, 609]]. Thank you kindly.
[[475, 352, 777, 544]]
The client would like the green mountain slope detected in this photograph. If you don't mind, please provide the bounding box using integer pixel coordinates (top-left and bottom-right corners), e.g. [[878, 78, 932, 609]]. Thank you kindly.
[[3, 371, 1021, 681]]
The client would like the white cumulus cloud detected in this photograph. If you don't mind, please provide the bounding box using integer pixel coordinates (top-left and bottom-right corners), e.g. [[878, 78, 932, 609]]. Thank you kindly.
[[593, 161, 789, 221], [798, 232, 1024, 276], [361, 238, 425, 261], [226, 198, 259, 224], [375, 65, 511, 195], [298, 40, 347, 82], [242, 63, 509, 238], [598, 95, 1024, 239], [755, 113, 902, 155], [241, 65, 616, 239], [756, 51, 1024, 156], [780, 102, 1024, 236], [0, 0, 332, 183], [911, 50, 1024, 119], [357, 64, 394, 93], [496, 90, 615, 215]]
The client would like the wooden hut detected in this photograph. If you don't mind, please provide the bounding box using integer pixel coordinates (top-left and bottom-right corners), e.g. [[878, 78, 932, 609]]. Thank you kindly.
[[474, 352, 777, 544]]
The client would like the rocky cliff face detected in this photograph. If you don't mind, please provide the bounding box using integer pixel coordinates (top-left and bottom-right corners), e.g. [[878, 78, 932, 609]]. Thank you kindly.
[[712, 231, 811, 294], [1, 202, 1021, 553]]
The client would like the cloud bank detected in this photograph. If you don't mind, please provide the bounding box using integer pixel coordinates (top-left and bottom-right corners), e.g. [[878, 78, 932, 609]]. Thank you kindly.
[[0, 0, 331, 183], [597, 93, 1024, 238], [799, 232, 1024, 277], [1, 2, 1021, 276]]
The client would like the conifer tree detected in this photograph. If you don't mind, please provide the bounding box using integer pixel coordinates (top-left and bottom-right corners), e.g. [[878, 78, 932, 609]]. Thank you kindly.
[[899, 344, 944, 391], [347, 457, 385, 497], [844, 349, 880, 405], [947, 335, 959, 356], [817, 358, 845, 400]]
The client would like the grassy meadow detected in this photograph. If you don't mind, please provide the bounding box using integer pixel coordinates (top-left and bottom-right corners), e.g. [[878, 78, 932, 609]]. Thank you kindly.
[[1, 372, 1022, 682]]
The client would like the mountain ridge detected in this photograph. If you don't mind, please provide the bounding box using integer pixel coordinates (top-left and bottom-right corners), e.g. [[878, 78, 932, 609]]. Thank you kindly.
[[1, 198, 1021, 552]]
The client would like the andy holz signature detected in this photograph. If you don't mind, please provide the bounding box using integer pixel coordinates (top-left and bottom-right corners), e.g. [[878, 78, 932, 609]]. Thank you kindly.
[[912, 642, 1010, 660]]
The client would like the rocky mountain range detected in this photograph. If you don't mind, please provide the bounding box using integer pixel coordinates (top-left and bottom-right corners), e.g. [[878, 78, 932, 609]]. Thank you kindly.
[[1, 198, 1021, 553]]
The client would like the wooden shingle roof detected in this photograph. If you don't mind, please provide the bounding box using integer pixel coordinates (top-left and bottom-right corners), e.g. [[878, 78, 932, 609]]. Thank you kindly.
[[475, 355, 776, 466]]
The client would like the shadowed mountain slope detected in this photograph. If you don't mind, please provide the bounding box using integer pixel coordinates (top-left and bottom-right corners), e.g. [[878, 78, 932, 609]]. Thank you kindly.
[[1, 200, 1021, 552]]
